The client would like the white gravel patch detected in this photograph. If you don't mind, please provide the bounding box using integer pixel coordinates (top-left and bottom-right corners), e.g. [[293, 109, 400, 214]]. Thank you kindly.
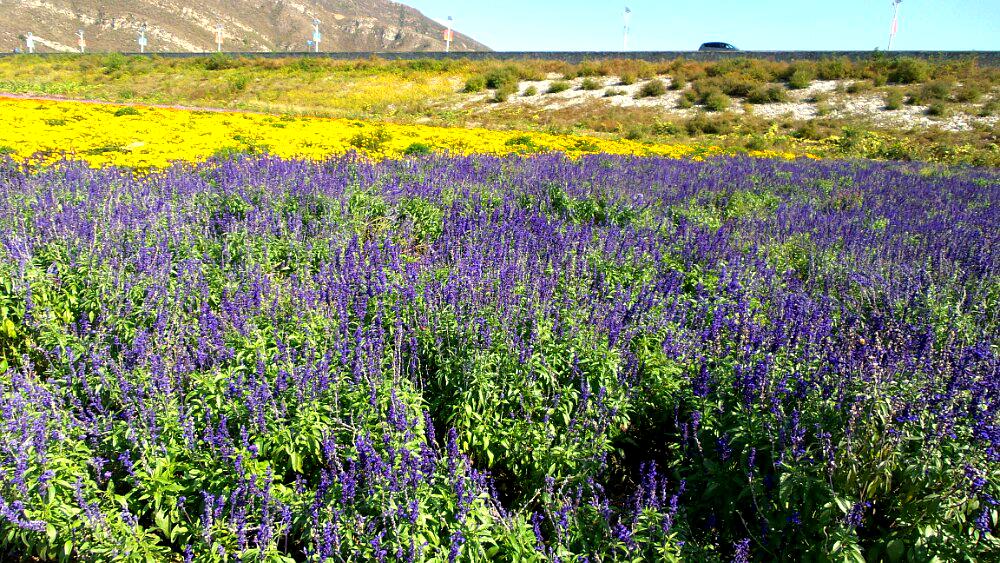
[[451, 76, 998, 132]]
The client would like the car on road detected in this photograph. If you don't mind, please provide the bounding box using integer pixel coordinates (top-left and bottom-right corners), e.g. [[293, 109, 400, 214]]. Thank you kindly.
[[699, 42, 739, 52]]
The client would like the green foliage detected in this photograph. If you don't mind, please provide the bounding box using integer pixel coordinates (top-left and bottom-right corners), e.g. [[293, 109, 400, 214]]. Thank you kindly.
[[463, 74, 487, 93], [491, 81, 518, 103], [403, 142, 433, 156], [746, 84, 788, 104], [113, 106, 140, 117], [228, 72, 251, 92], [925, 102, 949, 117], [546, 81, 572, 94], [815, 57, 853, 80], [580, 77, 603, 91], [919, 79, 954, 102], [203, 53, 237, 71], [889, 58, 930, 84], [522, 85, 539, 96], [505, 134, 540, 152], [703, 90, 732, 112], [102, 53, 128, 75], [787, 68, 813, 90], [636, 79, 667, 98], [349, 127, 392, 152], [954, 83, 983, 103], [884, 89, 905, 110], [845, 80, 871, 94]]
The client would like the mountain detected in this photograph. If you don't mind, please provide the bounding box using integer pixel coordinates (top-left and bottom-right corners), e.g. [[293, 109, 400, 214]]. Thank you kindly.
[[1, 1, 489, 53]]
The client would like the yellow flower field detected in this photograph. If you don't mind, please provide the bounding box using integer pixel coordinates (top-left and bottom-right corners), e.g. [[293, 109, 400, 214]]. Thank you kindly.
[[0, 97, 754, 168]]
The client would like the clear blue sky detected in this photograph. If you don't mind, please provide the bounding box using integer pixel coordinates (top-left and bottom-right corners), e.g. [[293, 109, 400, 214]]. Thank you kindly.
[[406, 0, 999, 51]]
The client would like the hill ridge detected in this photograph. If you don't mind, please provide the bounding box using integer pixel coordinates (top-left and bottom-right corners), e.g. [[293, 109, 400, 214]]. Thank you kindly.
[[1, 0, 489, 53]]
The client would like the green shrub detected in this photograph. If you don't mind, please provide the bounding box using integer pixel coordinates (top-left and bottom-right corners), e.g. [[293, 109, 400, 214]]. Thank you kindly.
[[635, 79, 667, 98], [402, 142, 433, 156], [603, 88, 626, 97], [228, 73, 250, 92], [463, 75, 487, 93], [920, 80, 953, 101], [203, 52, 236, 71], [546, 81, 572, 94], [884, 89, 905, 110], [668, 71, 687, 90], [955, 84, 983, 103], [619, 73, 636, 86], [349, 128, 392, 152], [491, 82, 518, 103], [676, 96, 694, 109], [979, 97, 999, 117], [580, 77, 603, 91], [808, 91, 829, 103], [113, 106, 140, 117], [925, 102, 949, 117], [685, 112, 736, 134], [787, 68, 813, 89], [815, 57, 853, 80], [505, 134, 539, 151], [889, 58, 930, 84], [485, 68, 518, 90], [102, 53, 128, 74], [522, 85, 538, 96], [703, 90, 731, 111], [746, 84, 788, 104], [845, 81, 872, 94]]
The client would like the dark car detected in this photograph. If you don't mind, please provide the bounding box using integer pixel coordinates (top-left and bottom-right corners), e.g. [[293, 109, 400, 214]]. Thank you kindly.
[[699, 42, 739, 52]]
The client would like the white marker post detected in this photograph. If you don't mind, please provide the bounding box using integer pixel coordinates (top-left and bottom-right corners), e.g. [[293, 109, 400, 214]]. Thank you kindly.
[[443, 16, 454, 53], [215, 24, 223, 52], [25, 32, 35, 54], [888, 0, 902, 51], [623, 6, 632, 51], [77, 29, 86, 53], [312, 19, 322, 53], [138, 24, 148, 53]]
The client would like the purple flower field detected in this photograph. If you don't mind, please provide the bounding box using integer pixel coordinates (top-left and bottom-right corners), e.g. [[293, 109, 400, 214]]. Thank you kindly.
[[0, 154, 997, 561]]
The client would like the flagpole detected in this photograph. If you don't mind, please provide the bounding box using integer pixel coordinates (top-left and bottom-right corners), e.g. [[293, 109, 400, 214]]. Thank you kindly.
[[888, 0, 901, 51]]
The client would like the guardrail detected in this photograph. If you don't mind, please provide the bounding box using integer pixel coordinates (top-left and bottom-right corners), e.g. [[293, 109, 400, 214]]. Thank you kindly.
[[1, 50, 998, 64]]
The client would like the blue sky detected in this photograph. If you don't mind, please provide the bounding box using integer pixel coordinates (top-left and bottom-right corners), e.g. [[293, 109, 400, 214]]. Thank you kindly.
[[406, 1, 999, 51]]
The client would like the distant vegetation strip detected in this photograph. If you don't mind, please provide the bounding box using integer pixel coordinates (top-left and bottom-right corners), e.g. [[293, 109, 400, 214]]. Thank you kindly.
[[1, 54, 997, 166]]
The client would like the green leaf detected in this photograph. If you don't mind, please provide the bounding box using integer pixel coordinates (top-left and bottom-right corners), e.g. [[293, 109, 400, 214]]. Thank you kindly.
[[154, 510, 170, 536], [63, 540, 73, 557], [46, 522, 57, 543], [886, 539, 905, 562]]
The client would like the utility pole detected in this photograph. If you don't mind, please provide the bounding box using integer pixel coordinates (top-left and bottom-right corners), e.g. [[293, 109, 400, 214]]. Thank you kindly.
[[888, 0, 902, 50], [76, 29, 85, 53], [312, 18, 321, 53], [623, 6, 632, 51], [215, 24, 223, 52], [444, 16, 454, 53], [138, 24, 148, 53]]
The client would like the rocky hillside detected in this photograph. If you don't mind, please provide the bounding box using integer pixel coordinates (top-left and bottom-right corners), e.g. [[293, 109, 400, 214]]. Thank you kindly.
[[0, 0, 489, 53]]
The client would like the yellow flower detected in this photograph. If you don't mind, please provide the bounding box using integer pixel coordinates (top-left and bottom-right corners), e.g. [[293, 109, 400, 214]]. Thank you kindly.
[[0, 97, 801, 168]]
